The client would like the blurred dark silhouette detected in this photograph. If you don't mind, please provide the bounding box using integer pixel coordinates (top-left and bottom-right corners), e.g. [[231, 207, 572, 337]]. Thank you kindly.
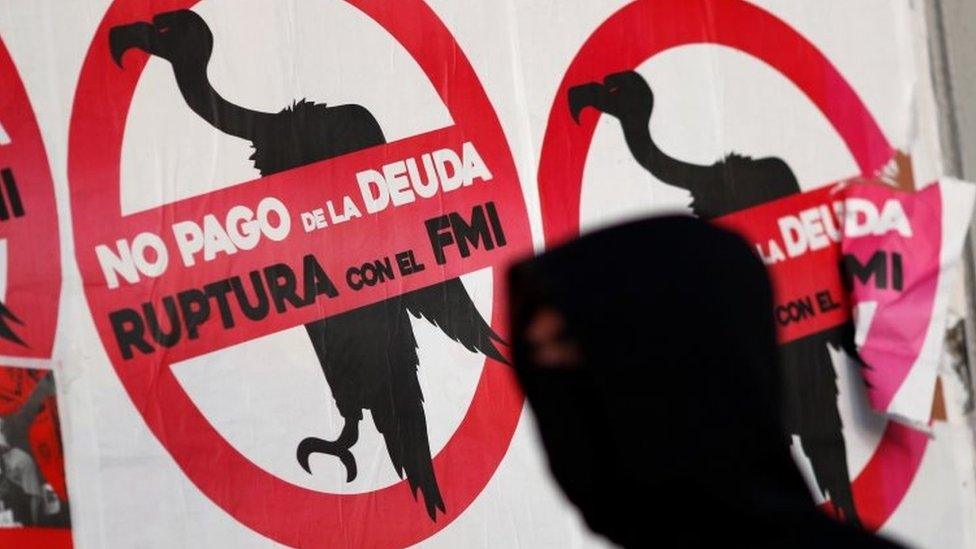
[[508, 216, 902, 548]]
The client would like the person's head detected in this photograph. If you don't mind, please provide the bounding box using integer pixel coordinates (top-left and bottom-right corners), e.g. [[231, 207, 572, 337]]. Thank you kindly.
[[509, 216, 803, 545]]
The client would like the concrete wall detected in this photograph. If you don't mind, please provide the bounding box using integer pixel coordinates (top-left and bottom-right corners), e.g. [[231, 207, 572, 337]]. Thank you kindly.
[[927, 0, 976, 385], [928, 1, 976, 176]]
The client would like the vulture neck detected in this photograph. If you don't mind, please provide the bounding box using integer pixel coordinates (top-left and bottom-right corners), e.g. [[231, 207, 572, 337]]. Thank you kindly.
[[620, 114, 712, 192], [170, 54, 275, 141]]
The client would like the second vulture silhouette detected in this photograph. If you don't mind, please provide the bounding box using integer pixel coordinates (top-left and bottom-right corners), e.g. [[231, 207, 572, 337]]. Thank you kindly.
[[0, 301, 24, 346], [109, 9, 506, 521], [569, 71, 863, 527]]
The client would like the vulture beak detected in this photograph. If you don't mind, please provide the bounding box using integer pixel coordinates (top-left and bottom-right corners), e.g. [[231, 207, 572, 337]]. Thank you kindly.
[[568, 82, 607, 124], [109, 21, 156, 68]]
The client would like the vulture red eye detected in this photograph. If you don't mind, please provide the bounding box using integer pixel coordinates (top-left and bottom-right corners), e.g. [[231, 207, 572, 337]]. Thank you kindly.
[[158, 27, 171, 34]]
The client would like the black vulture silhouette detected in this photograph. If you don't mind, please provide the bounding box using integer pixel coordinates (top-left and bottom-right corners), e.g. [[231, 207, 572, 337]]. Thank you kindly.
[[569, 71, 862, 527], [0, 300, 24, 347], [109, 9, 506, 520]]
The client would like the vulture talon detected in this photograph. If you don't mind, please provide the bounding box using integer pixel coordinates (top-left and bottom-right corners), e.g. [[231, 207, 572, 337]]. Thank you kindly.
[[297, 436, 358, 482], [297, 419, 360, 481]]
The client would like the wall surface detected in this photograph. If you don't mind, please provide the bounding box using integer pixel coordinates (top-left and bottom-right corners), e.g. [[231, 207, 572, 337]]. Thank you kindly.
[[0, 1, 974, 548]]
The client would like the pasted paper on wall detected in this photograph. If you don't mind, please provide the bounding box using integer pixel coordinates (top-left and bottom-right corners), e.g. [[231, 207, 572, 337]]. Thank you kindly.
[[0, 0, 975, 548], [845, 179, 975, 429]]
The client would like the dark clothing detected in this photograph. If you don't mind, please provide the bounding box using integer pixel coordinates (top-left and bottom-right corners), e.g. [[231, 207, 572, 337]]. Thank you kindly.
[[508, 216, 902, 548]]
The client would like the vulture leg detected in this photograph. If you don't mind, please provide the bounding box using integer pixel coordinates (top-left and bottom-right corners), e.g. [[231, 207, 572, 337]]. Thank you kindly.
[[297, 419, 360, 482]]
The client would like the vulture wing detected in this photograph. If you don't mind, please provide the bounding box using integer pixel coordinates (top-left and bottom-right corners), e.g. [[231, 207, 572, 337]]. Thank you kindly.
[[0, 300, 24, 346], [402, 278, 507, 364], [780, 324, 861, 527], [367, 332, 446, 520]]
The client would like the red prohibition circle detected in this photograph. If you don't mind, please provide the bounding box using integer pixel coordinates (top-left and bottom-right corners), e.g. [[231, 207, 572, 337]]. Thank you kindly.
[[68, 1, 531, 547], [0, 35, 61, 359], [537, 0, 928, 531]]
